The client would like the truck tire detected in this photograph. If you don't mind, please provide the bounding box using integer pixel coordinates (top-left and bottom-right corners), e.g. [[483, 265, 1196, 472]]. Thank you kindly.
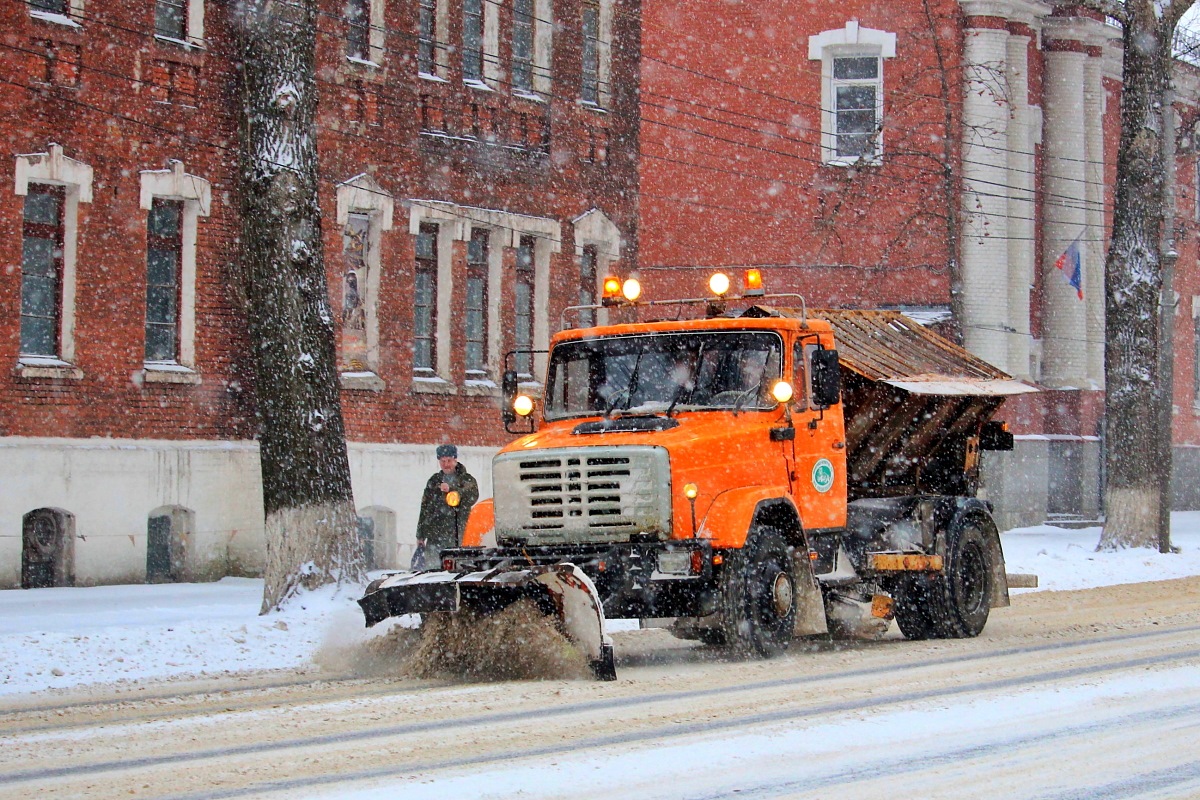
[[891, 576, 940, 640], [893, 518, 993, 640], [936, 518, 993, 638], [715, 527, 796, 657]]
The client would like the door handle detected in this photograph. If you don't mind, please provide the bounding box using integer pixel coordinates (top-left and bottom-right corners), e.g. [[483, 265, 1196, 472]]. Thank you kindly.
[[832, 441, 846, 449]]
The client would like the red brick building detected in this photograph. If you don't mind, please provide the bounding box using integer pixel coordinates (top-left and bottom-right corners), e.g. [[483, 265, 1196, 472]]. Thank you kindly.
[[1, 0, 640, 587], [637, 0, 1200, 526]]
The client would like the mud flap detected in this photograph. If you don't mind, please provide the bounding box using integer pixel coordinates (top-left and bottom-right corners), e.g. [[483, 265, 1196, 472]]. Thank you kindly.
[[792, 551, 828, 636], [359, 563, 617, 681]]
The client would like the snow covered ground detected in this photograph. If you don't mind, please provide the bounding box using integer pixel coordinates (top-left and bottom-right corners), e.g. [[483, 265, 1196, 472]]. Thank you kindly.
[[3, 513, 1200, 698]]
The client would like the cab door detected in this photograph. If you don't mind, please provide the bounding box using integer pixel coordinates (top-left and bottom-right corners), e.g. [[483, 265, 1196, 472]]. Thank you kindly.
[[789, 335, 847, 530]]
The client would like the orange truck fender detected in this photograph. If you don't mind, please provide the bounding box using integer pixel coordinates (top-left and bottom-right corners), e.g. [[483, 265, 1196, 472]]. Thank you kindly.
[[696, 486, 798, 549], [462, 498, 495, 548]]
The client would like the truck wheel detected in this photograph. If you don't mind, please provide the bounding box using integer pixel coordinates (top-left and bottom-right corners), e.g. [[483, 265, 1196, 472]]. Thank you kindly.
[[936, 519, 992, 638], [717, 528, 796, 657], [891, 576, 940, 640], [893, 519, 993, 640]]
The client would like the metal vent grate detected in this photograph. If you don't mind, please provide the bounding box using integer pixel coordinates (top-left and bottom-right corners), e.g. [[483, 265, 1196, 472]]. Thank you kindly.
[[494, 446, 672, 543]]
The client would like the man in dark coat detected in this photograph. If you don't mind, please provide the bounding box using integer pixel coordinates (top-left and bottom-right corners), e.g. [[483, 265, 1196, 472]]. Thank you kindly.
[[415, 444, 479, 567]]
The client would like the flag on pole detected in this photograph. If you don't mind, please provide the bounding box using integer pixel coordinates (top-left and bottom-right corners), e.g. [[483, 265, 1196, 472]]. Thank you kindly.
[[1054, 235, 1084, 300]]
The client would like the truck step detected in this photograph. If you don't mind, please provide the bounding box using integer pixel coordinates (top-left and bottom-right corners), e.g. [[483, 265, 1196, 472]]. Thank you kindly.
[[1006, 573, 1039, 589]]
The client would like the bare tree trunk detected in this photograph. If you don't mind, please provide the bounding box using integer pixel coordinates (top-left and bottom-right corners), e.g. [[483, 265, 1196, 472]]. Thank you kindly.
[[1098, 3, 1177, 550], [234, 0, 365, 609], [923, 0, 965, 344]]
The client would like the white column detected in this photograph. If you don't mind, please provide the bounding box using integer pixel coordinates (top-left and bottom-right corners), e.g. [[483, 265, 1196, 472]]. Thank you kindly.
[[1083, 47, 1107, 386], [1006, 28, 1036, 379], [960, 22, 1012, 370], [1040, 27, 1090, 386]]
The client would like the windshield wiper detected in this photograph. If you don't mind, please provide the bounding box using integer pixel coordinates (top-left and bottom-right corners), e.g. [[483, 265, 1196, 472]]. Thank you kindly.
[[665, 344, 701, 418], [604, 349, 644, 418]]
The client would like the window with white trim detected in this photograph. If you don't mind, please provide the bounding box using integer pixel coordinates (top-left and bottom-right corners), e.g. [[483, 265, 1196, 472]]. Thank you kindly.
[[465, 228, 490, 379], [334, 175, 393, 384], [1194, 296, 1200, 408], [29, 0, 83, 24], [14, 145, 93, 374], [580, 0, 611, 107], [462, 0, 498, 85], [809, 21, 896, 165], [512, 0, 535, 93], [340, 212, 371, 370], [573, 208, 621, 326], [414, 223, 439, 377], [155, 0, 203, 46], [138, 160, 211, 379], [346, 0, 384, 65], [1195, 160, 1200, 223], [144, 198, 183, 363], [20, 184, 64, 358], [463, 0, 483, 81], [578, 244, 597, 327], [514, 234, 536, 377], [418, 0, 438, 74]]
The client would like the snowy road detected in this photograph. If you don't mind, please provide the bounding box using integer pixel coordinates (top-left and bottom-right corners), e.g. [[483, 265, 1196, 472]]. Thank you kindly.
[[1, 577, 1199, 799]]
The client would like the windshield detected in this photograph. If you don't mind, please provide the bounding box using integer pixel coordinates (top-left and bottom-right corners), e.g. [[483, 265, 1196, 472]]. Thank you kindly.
[[544, 331, 784, 420]]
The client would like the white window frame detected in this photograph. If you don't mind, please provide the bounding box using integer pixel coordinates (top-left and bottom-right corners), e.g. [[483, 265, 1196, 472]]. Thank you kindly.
[[14, 144, 92, 378], [335, 174, 394, 389], [809, 21, 896, 166], [154, 0, 206, 49], [138, 160, 211, 383], [572, 208, 621, 326]]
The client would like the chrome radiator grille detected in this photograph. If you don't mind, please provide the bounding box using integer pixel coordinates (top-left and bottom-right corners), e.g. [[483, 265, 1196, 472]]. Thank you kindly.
[[492, 446, 672, 543]]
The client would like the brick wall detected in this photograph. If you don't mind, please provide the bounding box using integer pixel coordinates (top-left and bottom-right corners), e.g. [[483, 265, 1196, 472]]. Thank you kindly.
[[0, 0, 641, 450]]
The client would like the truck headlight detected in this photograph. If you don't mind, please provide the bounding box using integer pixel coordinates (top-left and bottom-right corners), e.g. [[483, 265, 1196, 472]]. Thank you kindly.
[[657, 550, 693, 575]]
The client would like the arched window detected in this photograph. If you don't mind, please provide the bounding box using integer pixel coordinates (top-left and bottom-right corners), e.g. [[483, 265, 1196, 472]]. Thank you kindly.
[[808, 21, 896, 165]]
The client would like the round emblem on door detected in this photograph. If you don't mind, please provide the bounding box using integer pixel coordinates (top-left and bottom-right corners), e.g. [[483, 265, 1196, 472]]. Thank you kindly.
[[812, 458, 835, 493]]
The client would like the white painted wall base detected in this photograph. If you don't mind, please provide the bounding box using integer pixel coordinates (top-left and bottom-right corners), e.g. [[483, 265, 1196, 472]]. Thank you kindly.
[[0, 437, 496, 589]]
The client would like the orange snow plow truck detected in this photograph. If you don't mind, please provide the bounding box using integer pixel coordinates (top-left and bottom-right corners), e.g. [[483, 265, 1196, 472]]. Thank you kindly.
[[359, 274, 1035, 680]]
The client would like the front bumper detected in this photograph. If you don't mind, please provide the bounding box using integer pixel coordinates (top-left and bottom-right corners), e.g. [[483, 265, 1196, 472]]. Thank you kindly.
[[438, 541, 721, 618]]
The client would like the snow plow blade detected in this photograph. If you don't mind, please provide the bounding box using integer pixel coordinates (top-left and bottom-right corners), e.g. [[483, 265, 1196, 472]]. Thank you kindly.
[[358, 563, 616, 681]]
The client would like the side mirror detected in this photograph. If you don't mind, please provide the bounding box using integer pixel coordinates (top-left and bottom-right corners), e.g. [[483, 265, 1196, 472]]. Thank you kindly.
[[810, 349, 841, 409], [501, 370, 519, 427]]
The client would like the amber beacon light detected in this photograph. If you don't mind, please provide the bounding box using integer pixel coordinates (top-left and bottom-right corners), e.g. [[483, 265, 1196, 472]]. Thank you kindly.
[[744, 268, 764, 296]]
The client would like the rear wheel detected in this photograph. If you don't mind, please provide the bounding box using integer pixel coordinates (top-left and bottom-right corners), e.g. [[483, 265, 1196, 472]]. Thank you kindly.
[[716, 527, 795, 656], [892, 576, 940, 640], [893, 518, 993, 640], [937, 520, 992, 637]]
